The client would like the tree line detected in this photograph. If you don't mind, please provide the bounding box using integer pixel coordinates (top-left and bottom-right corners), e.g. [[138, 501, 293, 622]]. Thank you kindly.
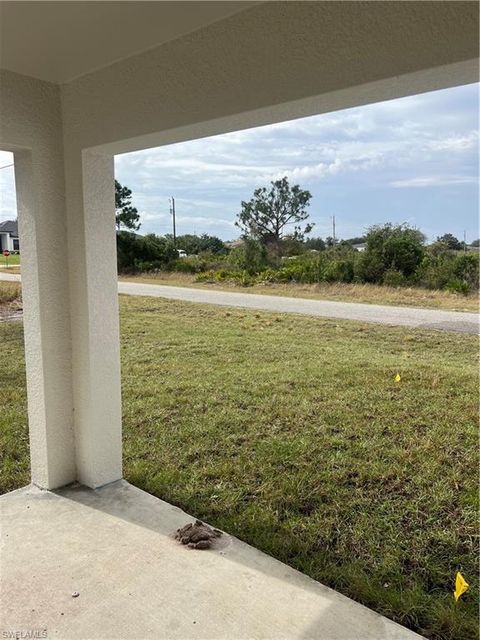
[[115, 178, 479, 294]]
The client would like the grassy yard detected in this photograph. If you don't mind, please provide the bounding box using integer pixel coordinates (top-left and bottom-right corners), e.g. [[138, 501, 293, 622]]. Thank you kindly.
[[0, 253, 20, 268], [121, 272, 479, 312], [0, 292, 478, 640]]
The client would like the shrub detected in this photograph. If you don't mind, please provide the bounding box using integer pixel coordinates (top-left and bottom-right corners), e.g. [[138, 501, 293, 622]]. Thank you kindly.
[[446, 279, 471, 296], [354, 252, 385, 283], [453, 253, 479, 290], [324, 258, 355, 283], [116, 232, 177, 272], [360, 224, 426, 282], [383, 269, 407, 287], [235, 270, 255, 286], [415, 250, 479, 292], [415, 254, 452, 290], [288, 254, 328, 283], [257, 268, 279, 284], [195, 270, 221, 283], [229, 238, 268, 274], [383, 235, 424, 276], [171, 257, 208, 274]]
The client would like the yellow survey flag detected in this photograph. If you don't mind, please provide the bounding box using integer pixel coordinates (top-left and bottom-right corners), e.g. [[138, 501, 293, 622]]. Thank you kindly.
[[454, 572, 469, 602], [394, 373, 401, 383]]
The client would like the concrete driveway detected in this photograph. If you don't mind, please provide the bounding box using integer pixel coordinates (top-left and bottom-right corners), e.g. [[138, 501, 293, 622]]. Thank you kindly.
[[1, 272, 478, 334]]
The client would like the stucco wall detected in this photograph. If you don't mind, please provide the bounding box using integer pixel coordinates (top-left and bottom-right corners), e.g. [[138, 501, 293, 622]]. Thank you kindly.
[[0, 70, 75, 488]]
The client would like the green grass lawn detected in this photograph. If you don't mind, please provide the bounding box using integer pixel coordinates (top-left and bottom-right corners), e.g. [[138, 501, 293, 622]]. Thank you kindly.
[[0, 253, 20, 267], [0, 294, 478, 640]]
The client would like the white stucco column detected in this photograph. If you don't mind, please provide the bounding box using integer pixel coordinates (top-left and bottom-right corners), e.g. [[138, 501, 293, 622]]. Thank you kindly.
[[13, 149, 76, 489], [64, 149, 123, 488], [2, 71, 122, 490]]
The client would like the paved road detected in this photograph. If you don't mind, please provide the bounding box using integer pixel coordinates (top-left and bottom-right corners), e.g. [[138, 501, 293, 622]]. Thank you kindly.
[[2, 272, 477, 333]]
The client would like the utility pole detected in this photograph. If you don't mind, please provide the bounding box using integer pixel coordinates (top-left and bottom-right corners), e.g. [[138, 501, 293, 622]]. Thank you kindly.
[[170, 196, 176, 248], [332, 215, 336, 245], [464, 229, 467, 252]]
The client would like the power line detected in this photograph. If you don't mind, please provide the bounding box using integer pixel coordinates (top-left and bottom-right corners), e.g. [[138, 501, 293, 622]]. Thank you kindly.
[[0, 163, 14, 170]]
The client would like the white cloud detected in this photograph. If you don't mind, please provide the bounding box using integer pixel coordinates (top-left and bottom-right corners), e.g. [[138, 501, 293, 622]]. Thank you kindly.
[[391, 176, 478, 188], [1, 86, 478, 240], [114, 86, 479, 238], [426, 131, 479, 152]]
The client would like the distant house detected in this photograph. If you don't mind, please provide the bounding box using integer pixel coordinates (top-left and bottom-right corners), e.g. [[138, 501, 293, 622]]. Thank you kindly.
[[352, 242, 367, 252], [0, 220, 20, 252]]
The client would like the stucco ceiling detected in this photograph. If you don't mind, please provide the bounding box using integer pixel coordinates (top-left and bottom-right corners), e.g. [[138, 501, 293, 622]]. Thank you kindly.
[[0, 1, 258, 83]]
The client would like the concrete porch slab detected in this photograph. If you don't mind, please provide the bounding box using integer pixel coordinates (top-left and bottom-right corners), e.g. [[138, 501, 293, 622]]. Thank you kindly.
[[1, 481, 423, 639]]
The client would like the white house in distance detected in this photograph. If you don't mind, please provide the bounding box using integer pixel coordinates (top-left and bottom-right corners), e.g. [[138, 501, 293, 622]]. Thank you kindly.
[[0, 219, 19, 252], [352, 242, 367, 252]]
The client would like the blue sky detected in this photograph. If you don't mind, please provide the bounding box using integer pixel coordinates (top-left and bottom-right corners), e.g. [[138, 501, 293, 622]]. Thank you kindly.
[[1, 83, 478, 242]]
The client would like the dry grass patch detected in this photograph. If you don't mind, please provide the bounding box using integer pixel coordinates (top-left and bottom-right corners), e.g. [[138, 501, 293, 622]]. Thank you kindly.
[[0, 282, 22, 320], [120, 273, 479, 312], [0, 266, 21, 275]]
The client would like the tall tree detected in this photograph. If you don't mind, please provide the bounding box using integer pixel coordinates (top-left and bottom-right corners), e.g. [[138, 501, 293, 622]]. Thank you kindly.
[[236, 177, 313, 246], [436, 233, 463, 251], [115, 180, 141, 231]]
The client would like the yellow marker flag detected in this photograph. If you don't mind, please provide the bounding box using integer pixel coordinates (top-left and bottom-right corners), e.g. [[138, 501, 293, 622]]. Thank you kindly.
[[454, 572, 469, 602], [394, 373, 401, 383]]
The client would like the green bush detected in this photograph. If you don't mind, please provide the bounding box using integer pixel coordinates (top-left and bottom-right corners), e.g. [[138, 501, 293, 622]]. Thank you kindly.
[[195, 269, 256, 287], [446, 279, 471, 296], [383, 269, 407, 287], [257, 268, 280, 283], [171, 257, 211, 273], [196, 270, 219, 283], [117, 231, 177, 272], [415, 254, 452, 290], [229, 239, 268, 274], [453, 253, 479, 290], [324, 258, 355, 283], [357, 224, 425, 282], [415, 250, 479, 292], [354, 252, 385, 283], [291, 254, 328, 283]]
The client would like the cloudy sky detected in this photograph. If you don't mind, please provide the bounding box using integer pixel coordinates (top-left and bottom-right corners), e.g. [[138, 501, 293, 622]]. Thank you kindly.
[[1, 83, 478, 242]]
